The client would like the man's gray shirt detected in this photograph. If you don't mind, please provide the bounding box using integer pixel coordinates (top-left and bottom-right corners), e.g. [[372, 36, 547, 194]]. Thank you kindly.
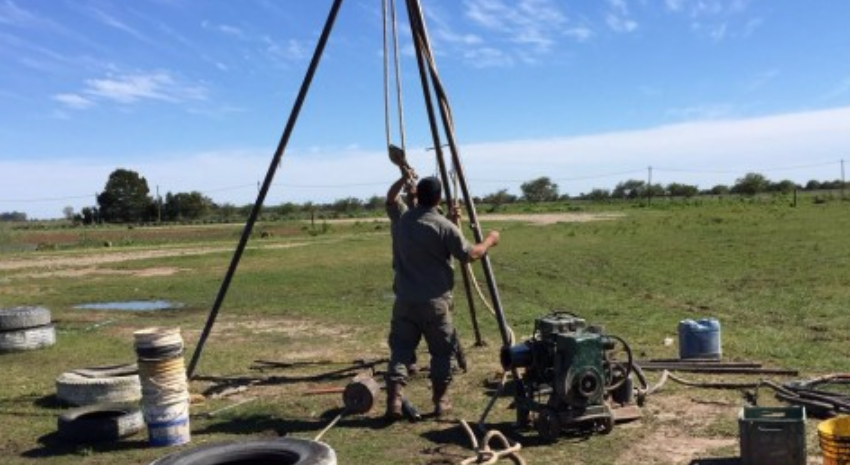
[[388, 203, 473, 303]]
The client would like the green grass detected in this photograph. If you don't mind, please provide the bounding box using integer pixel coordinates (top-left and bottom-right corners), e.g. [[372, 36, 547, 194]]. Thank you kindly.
[[1, 200, 848, 463]]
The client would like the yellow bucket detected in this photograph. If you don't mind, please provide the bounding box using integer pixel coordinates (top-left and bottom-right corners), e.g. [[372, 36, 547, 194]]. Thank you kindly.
[[818, 416, 850, 465]]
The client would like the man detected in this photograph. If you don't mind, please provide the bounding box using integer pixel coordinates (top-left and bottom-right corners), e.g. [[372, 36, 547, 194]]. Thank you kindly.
[[385, 174, 500, 420]]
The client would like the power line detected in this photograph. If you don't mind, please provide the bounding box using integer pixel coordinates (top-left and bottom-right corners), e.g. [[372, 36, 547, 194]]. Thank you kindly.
[[655, 160, 839, 175], [472, 168, 647, 184], [0, 194, 93, 203]]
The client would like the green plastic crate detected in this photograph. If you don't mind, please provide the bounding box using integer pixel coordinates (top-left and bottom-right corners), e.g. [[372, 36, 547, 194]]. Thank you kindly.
[[739, 406, 806, 465]]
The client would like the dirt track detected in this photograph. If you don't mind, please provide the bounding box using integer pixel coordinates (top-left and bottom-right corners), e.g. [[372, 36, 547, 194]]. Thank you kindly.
[[0, 213, 620, 277]]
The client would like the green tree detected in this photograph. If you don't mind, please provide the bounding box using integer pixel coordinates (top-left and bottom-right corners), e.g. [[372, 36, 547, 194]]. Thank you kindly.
[[731, 172, 770, 196], [97, 169, 152, 223], [365, 196, 385, 211], [612, 179, 646, 199], [666, 183, 699, 198], [275, 202, 300, 216], [482, 189, 517, 210], [213, 203, 239, 222], [520, 177, 559, 203], [77, 207, 97, 225], [164, 191, 212, 220], [331, 197, 364, 215], [585, 188, 611, 201], [707, 184, 730, 195], [0, 211, 27, 222], [769, 179, 798, 194]]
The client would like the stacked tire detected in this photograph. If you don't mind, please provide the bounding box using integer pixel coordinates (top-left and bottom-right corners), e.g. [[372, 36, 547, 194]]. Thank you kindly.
[[0, 306, 56, 353], [55, 363, 145, 443]]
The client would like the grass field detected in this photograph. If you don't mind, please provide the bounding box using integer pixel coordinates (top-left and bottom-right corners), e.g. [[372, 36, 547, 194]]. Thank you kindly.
[[1, 196, 848, 464]]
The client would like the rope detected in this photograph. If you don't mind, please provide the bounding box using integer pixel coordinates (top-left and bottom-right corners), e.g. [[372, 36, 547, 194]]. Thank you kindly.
[[382, 0, 407, 152], [460, 419, 526, 465], [451, 172, 516, 347]]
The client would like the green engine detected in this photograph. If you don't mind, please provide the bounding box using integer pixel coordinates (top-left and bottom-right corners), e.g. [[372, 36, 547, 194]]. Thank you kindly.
[[501, 312, 633, 441]]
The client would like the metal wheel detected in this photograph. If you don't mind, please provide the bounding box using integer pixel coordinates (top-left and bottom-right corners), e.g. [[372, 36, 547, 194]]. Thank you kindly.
[[603, 334, 633, 393]]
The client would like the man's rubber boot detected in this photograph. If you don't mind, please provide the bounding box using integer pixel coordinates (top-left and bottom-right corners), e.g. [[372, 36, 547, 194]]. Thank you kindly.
[[384, 382, 404, 422], [432, 380, 452, 417]]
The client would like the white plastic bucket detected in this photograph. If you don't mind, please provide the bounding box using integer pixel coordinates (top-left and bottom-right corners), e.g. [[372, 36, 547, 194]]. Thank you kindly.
[[133, 327, 183, 349], [144, 399, 191, 447]]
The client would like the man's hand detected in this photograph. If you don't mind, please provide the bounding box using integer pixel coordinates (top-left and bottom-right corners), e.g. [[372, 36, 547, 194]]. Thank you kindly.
[[486, 230, 500, 247], [469, 230, 500, 261]]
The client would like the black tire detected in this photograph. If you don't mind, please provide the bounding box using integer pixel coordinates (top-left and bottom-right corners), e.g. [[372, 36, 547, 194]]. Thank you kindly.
[[0, 324, 56, 353], [57, 403, 144, 443], [0, 306, 51, 331], [150, 438, 337, 465], [56, 371, 142, 406]]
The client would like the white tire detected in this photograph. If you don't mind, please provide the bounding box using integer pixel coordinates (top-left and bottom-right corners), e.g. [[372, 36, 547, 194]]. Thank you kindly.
[[56, 371, 142, 406], [0, 306, 52, 331], [0, 324, 56, 353]]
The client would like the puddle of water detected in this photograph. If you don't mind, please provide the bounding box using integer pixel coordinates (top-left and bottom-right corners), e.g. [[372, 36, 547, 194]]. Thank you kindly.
[[74, 300, 184, 311]]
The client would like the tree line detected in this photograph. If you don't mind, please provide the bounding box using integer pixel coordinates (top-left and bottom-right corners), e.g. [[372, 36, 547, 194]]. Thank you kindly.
[[1, 169, 847, 224]]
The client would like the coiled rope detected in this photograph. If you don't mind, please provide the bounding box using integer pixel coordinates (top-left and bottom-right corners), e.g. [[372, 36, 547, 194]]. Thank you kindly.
[[460, 420, 526, 465]]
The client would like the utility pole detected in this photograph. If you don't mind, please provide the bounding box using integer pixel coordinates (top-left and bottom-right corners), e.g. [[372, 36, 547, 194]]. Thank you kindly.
[[842, 159, 846, 199], [647, 165, 653, 205]]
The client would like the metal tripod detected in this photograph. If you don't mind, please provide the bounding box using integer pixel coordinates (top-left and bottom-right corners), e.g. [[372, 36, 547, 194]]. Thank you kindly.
[[187, 0, 521, 409]]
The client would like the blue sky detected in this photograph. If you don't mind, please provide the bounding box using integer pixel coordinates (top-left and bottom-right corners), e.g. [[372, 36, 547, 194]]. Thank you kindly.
[[2, 0, 850, 219]]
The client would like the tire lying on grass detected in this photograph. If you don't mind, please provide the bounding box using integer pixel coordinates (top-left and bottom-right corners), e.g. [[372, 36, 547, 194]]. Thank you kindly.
[[0, 324, 56, 353], [56, 371, 142, 406], [58, 403, 144, 443], [0, 306, 52, 331], [150, 438, 337, 465], [72, 363, 139, 379]]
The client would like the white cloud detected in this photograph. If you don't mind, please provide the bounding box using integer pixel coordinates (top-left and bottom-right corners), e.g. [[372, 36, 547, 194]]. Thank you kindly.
[[433, 0, 570, 66], [0, 0, 36, 25], [465, 0, 566, 51], [564, 27, 593, 43], [81, 71, 207, 105], [606, 14, 638, 33], [665, 103, 736, 120], [463, 47, 514, 68], [822, 78, 850, 102], [668, 0, 759, 40], [604, 0, 638, 33], [665, 0, 684, 12], [6, 106, 850, 218], [216, 24, 244, 38], [86, 6, 153, 44], [709, 23, 727, 42], [745, 68, 780, 93], [743, 17, 763, 36], [52, 93, 95, 109], [264, 36, 310, 64], [462, 107, 850, 193]]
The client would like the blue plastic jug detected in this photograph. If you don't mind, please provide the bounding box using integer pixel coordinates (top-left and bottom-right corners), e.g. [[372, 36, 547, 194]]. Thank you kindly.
[[678, 318, 721, 360]]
